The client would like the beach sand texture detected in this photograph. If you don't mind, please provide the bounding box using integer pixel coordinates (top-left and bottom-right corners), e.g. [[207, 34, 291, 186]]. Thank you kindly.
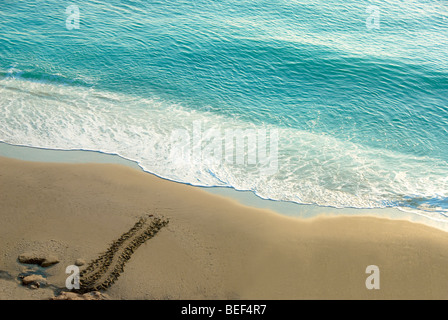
[[1, 156, 448, 300]]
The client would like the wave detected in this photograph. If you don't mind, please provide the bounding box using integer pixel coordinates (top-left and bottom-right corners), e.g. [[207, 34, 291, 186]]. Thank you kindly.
[[1, 77, 447, 220]]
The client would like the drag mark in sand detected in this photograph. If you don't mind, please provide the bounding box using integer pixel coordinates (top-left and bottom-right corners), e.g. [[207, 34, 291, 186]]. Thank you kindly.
[[77, 214, 169, 293]]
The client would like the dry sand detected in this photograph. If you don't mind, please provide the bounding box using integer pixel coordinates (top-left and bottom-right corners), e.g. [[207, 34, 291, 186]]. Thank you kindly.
[[1, 156, 448, 300]]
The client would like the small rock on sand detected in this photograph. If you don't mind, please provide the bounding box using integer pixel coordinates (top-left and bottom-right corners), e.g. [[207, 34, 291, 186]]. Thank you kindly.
[[18, 252, 59, 267], [22, 274, 47, 288], [41, 255, 60, 267], [75, 259, 86, 266], [51, 291, 109, 300]]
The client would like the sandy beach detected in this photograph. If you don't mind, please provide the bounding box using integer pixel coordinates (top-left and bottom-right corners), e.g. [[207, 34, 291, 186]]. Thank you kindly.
[[1, 156, 448, 300]]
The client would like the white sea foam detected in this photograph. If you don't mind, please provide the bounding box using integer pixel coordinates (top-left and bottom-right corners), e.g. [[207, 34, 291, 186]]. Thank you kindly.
[[1, 78, 447, 220]]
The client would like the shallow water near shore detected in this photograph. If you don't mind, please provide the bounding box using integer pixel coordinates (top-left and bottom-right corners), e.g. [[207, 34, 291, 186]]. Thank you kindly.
[[2, 141, 447, 232], [1, 0, 447, 222]]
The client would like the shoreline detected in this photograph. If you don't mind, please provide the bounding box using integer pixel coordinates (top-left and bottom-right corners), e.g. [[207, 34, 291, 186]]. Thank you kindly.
[[1, 141, 446, 231], [1, 156, 448, 299]]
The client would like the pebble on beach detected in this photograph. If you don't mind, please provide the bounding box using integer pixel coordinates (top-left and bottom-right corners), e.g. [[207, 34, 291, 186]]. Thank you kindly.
[[51, 291, 109, 300], [75, 259, 86, 267], [18, 252, 60, 267], [21, 274, 47, 288]]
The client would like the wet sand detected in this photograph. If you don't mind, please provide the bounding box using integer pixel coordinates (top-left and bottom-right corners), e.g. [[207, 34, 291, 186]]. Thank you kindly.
[[1, 156, 448, 299]]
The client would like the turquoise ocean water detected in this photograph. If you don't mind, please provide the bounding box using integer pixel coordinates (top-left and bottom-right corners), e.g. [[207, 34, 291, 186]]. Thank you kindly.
[[1, 1, 447, 220]]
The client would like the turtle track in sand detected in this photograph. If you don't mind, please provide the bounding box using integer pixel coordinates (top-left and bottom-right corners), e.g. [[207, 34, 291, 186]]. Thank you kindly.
[[77, 214, 169, 293]]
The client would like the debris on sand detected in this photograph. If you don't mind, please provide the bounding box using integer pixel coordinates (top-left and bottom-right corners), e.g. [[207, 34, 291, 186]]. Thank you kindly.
[[51, 291, 109, 300], [18, 252, 60, 267], [21, 274, 47, 289]]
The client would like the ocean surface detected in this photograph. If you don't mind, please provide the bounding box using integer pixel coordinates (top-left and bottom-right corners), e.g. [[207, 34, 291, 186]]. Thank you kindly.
[[1, 1, 447, 220]]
